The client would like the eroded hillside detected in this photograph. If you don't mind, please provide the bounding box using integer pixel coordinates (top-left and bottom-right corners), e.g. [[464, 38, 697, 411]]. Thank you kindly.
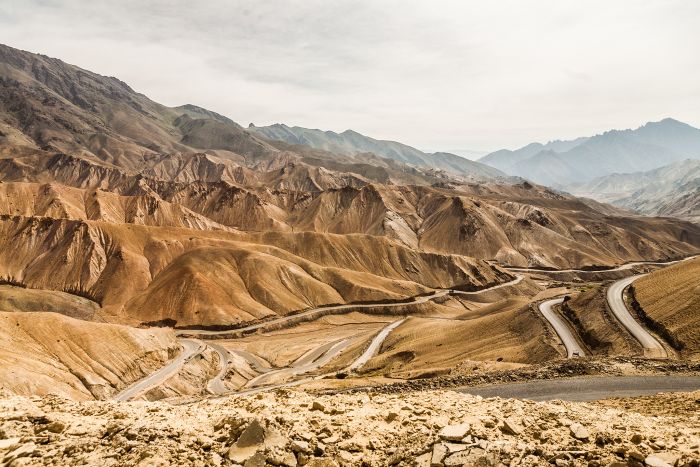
[[1, 43, 699, 412], [0, 311, 177, 400]]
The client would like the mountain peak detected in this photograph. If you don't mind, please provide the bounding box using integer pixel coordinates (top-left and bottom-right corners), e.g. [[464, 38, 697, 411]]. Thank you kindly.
[[174, 104, 236, 125], [480, 118, 700, 185], [658, 117, 683, 125]]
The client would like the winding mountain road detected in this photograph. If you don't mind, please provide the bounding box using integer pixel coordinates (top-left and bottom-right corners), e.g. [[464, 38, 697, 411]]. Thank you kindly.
[[119, 256, 696, 397], [175, 290, 447, 338], [114, 338, 205, 401], [229, 275, 528, 389], [176, 274, 524, 340], [538, 297, 585, 358], [347, 319, 406, 372], [529, 257, 695, 360], [207, 343, 232, 394], [450, 275, 524, 295], [606, 275, 668, 358], [246, 338, 352, 388], [507, 258, 693, 275]]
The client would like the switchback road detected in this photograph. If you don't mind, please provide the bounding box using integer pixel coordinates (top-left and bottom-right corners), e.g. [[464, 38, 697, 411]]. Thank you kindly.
[[206, 342, 232, 395], [176, 275, 524, 339], [115, 338, 204, 401], [606, 275, 668, 358], [245, 338, 352, 388], [538, 297, 585, 358], [506, 257, 695, 274], [347, 318, 406, 372]]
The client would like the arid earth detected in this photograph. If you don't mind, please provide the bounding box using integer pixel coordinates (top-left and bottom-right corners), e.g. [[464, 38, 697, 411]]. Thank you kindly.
[[1, 43, 700, 466], [1, 386, 699, 466]]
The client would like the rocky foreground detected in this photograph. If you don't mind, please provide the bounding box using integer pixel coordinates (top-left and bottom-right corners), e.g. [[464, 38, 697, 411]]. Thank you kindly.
[[1, 389, 699, 466]]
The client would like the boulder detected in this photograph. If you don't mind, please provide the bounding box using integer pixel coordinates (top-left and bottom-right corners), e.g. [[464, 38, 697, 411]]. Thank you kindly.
[[501, 418, 523, 436], [569, 423, 589, 440], [0, 437, 20, 450], [644, 454, 672, 467], [244, 452, 267, 467], [415, 451, 432, 467], [438, 423, 470, 441], [444, 448, 492, 467], [3, 442, 37, 464], [444, 443, 467, 453], [46, 421, 66, 433], [311, 401, 326, 412], [291, 440, 311, 454], [267, 448, 297, 467], [431, 443, 448, 467], [338, 435, 368, 452], [227, 419, 285, 464]]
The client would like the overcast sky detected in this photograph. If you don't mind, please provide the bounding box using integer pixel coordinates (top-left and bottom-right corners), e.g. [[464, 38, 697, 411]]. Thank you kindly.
[[1, 0, 698, 154]]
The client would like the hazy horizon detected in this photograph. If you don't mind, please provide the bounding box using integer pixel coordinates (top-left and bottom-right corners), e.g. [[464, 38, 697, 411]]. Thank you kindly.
[[1, 0, 698, 153]]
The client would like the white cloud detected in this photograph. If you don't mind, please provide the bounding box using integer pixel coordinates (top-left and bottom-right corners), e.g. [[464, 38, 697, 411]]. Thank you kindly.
[[1, 0, 698, 153]]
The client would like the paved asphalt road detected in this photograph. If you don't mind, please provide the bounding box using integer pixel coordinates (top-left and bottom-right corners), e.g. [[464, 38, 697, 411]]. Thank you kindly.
[[125, 257, 694, 397], [506, 258, 691, 274], [206, 342, 232, 395], [606, 275, 668, 358], [347, 318, 406, 372], [175, 290, 448, 337], [245, 338, 351, 388], [176, 275, 524, 338], [460, 375, 700, 401], [538, 297, 585, 358], [450, 275, 523, 295], [114, 338, 204, 401]]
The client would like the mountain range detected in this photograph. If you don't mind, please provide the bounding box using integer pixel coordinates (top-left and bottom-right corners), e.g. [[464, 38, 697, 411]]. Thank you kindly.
[[248, 123, 505, 179], [480, 119, 700, 186], [0, 42, 699, 329], [570, 159, 700, 223]]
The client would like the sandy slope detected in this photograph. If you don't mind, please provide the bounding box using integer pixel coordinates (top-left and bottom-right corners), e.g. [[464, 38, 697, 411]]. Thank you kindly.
[[360, 297, 558, 378], [0, 216, 503, 326], [0, 311, 177, 400], [634, 256, 700, 358], [0, 285, 99, 320]]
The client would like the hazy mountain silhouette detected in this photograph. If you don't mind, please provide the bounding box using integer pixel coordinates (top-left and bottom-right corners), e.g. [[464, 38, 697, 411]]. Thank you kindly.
[[570, 159, 700, 223], [249, 123, 505, 178], [480, 119, 700, 185]]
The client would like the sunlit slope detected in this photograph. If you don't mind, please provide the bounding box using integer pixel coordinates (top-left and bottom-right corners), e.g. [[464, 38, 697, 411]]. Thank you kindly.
[[634, 257, 700, 358], [0, 311, 176, 400]]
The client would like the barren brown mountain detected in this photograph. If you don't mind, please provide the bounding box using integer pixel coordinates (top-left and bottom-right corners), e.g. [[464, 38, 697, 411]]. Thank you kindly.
[[1, 43, 700, 419], [0, 311, 176, 400]]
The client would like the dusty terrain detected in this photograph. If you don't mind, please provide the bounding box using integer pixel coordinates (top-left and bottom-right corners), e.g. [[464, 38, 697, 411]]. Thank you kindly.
[[1, 388, 699, 466], [1, 43, 700, 466], [0, 285, 99, 320], [634, 257, 700, 359], [560, 285, 642, 357], [0, 311, 177, 400]]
